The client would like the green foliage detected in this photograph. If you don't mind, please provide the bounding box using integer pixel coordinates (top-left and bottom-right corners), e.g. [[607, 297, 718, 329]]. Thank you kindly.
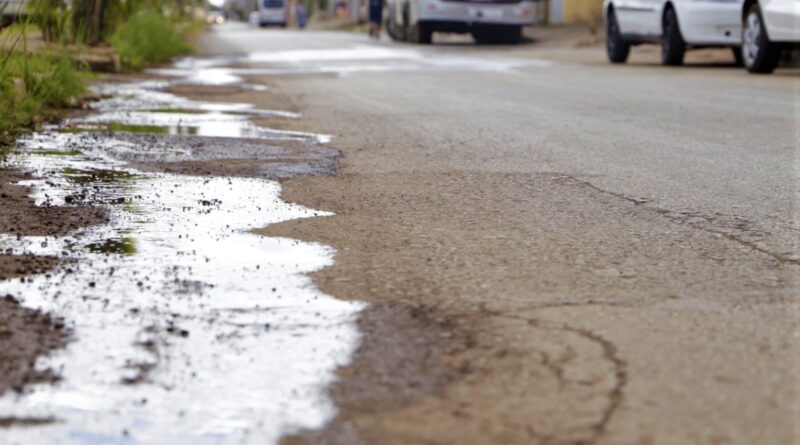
[[111, 10, 192, 69], [0, 50, 86, 144], [0, 0, 196, 146], [29, 0, 71, 43], [16, 53, 85, 107], [0, 80, 35, 142]]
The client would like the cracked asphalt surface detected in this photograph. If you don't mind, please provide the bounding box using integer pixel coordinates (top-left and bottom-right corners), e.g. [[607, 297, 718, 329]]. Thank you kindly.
[[192, 24, 800, 445], [0, 22, 790, 444]]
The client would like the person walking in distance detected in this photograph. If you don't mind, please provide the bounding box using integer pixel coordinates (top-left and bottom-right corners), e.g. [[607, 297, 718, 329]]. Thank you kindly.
[[368, 0, 383, 39], [297, 2, 308, 29]]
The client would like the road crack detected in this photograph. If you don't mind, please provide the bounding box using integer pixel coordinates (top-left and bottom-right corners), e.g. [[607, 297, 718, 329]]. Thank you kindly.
[[550, 174, 798, 266], [490, 310, 628, 445]]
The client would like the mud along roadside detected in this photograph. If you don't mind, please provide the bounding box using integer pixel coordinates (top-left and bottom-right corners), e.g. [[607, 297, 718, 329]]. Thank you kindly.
[[0, 165, 108, 405]]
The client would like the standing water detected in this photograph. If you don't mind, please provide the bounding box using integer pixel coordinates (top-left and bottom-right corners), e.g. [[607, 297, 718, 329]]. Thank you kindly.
[[0, 58, 364, 444]]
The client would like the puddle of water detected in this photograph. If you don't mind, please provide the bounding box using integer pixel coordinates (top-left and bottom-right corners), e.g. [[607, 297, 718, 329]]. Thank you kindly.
[[85, 237, 137, 255], [63, 123, 172, 135], [0, 143, 364, 445], [0, 54, 360, 444], [69, 81, 324, 143], [149, 45, 554, 81], [62, 167, 139, 185], [88, 81, 299, 119], [67, 117, 330, 143]]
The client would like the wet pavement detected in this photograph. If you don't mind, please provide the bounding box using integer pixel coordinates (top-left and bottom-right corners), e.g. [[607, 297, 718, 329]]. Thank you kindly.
[[0, 55, 363, 444], [2, 21, 798, 445]]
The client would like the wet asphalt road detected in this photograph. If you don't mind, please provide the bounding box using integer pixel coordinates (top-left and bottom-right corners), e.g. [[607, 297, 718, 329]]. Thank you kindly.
[[197, 23, 799, 445]]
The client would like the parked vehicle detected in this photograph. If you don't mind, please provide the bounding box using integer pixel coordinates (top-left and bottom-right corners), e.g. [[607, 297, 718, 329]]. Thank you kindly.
[[385, 0, 540, 44], [741, 0, 800, 73], [257, 0, 288, 28], [604, 0, 743, 65]]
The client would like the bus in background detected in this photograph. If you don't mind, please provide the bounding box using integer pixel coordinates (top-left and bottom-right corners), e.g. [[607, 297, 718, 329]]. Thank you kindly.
[[385, 0, 541, 44]]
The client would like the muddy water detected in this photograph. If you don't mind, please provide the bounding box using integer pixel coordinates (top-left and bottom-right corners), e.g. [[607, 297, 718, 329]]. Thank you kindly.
[[0, 62, 363, 444]]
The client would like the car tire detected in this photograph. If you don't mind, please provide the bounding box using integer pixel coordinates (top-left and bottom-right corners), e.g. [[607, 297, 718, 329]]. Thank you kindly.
[[471, 29, 490, 44], [661, 7, 685, 66], [742, 3, 781, 74], [499, 26, 523, 44], [472, 26, 521, 45], [732, 47, 744, 66], [386, 17, 398, 41], [387, 9, 404, 41], [606, 8, 630, 63], [408, 21, 432, 44]]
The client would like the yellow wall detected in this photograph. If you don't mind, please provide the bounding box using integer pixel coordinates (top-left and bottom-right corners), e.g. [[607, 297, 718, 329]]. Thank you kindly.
[[563, 0, 604, 24]]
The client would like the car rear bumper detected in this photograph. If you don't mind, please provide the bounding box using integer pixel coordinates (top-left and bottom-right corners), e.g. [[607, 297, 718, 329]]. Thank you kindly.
[[418, 0, 539, 26], [259, 10, 286, 24]]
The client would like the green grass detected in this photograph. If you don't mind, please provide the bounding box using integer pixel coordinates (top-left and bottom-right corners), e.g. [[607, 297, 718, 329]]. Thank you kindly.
[[0, 51, 87, 145], [111, 11, 192, 69], [60, 122, 171, 134]]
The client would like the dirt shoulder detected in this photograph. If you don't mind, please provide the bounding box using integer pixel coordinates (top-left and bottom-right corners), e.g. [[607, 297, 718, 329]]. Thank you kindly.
[[0, 295, 68, 398], [0, 167, 108, 400], [0, 168, 108, 236]]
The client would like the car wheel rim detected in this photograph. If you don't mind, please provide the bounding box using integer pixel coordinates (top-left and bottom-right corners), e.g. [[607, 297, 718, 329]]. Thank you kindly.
[[743, 12, 761, 67]]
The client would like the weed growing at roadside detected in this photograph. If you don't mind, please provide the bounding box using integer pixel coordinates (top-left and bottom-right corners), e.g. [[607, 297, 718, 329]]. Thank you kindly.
[[1, 26, 86, 144], [111, 11, 192, 69]]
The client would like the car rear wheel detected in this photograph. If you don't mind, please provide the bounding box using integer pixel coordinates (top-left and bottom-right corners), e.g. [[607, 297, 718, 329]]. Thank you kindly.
[[661, 7, 685, 66], [606, 8, 630, 63], [472, 25, 522, 45], [742, 3, 781, 74], [407, 21, 432, 44], [386, 13, 403, 41]]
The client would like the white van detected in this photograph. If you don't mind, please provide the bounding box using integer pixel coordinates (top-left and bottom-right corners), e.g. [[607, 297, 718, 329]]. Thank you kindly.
[[257, 0, 288, 28], [603, 0, 743, 65], [385, 0, 540, 44], [741, 0, 800, 73]]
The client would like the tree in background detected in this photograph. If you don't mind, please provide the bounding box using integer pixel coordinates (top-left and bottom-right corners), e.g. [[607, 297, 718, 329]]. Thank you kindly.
[[29, 0, 70, 42], [72, 0, 107, 45]]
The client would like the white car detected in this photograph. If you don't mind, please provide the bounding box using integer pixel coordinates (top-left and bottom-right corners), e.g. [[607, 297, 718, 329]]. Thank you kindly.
[[741, 0, 800, 73], [604, 0, 743, 65], [385, 0, 540, 44]]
